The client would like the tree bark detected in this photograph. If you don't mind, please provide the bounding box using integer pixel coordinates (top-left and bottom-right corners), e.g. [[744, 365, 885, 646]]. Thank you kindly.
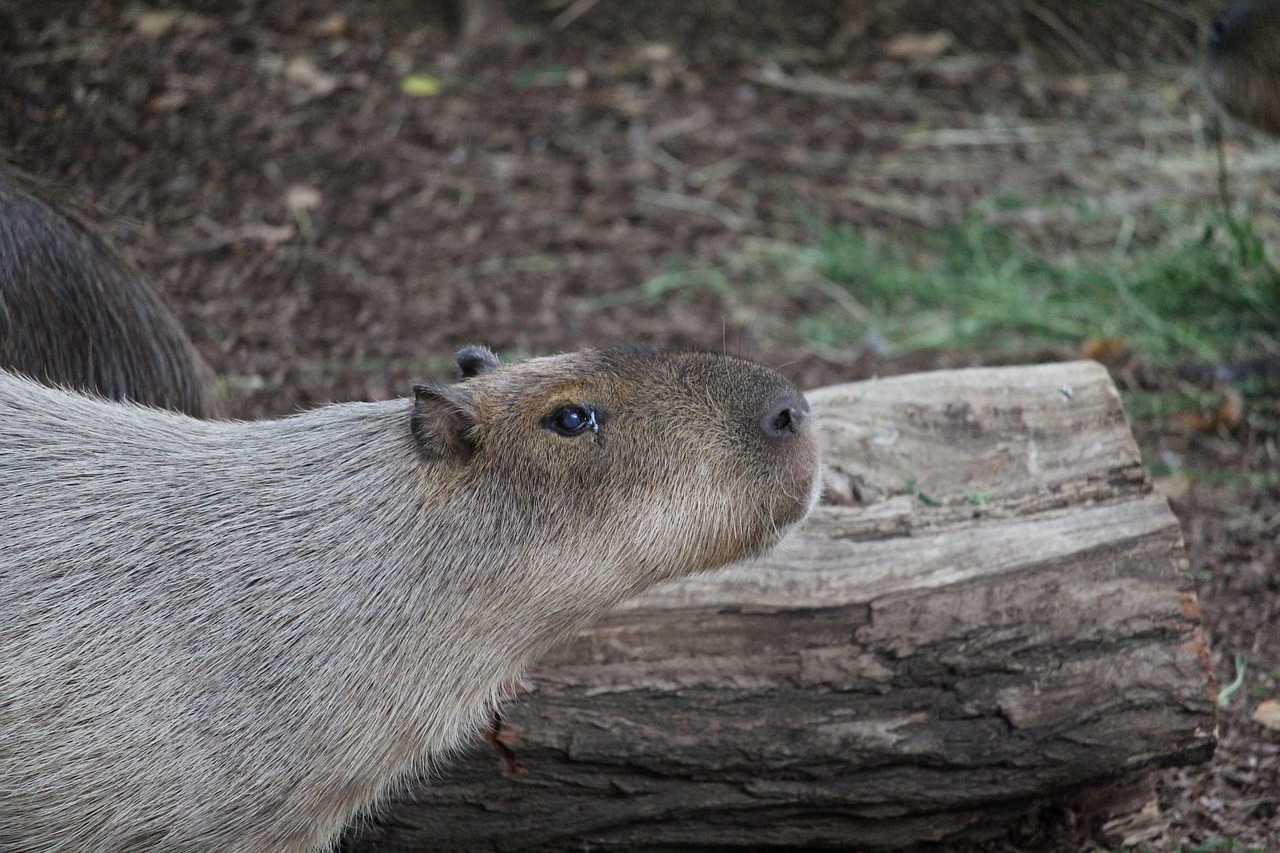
[[344, 361, 1215, 852]]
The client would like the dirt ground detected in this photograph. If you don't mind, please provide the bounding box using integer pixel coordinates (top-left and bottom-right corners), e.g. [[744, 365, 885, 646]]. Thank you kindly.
[[2, 1, 1277, 850]]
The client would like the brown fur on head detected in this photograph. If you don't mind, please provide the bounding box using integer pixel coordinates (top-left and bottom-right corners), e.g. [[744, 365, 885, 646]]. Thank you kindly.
[[1205, 1, 1280, 136], [417, 347, 820, 590], [0, 345, 818, 853]]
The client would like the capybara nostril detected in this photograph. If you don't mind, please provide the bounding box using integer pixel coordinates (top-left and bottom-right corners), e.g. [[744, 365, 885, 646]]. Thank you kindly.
[[760, 395, 808, 441]]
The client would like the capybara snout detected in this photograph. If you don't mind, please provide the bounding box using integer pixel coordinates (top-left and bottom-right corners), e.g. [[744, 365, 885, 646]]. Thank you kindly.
[[427, 346, 821, 575]]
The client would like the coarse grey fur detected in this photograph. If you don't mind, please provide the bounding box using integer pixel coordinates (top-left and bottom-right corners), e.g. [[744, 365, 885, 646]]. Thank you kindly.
[[0, 346, 820, 853]]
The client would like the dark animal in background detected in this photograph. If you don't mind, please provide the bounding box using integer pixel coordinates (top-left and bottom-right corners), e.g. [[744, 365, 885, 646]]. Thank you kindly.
[[0, 166, 222, 416], [0, 344, 820, 853], [1205, 0, 1280, 136]]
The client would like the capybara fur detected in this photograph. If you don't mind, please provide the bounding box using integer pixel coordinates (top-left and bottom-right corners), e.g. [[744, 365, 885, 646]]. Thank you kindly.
[[0, 344, 820, 852], [0, 165, 222, 417], [1205, 0, 1280, 136]]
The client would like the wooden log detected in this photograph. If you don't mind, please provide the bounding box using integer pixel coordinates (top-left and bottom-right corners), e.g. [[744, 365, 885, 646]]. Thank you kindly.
[[343, 361, 1215, 851]]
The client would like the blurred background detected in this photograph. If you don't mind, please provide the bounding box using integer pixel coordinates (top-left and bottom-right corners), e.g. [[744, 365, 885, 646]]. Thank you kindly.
[[2, 2, 1275, 849]]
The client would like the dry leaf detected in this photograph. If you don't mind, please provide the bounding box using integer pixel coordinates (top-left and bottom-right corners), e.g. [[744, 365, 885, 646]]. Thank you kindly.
[[285, 185, 322, 215], [1253, 699, 1280, 730], [313, 13, 349, 37], [885, 31, 954, 62], [1081, 337, 1127, 361], [240, 224, 295, 246], [134, 10, 177, 39], [636, 42, 676, 64], [1172, 412, 1210, 434], [146, 91, 189, 113], [284, 57, 338, 97], [1217, 386, 1245, 429], [1101, 797, 1164, 849], [1174, 387, 1246, 435]]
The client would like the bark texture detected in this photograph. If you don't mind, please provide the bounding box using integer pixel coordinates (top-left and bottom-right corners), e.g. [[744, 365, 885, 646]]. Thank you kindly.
[[345, 361, 1215, 851]]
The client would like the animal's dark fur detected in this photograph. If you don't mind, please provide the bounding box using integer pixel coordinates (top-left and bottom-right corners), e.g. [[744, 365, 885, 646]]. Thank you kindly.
[[1206, 1, 1280, 136], [0, 165, 222, 416]]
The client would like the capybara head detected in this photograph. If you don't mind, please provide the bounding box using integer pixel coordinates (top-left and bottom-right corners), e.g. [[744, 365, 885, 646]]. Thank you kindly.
[[411, 346, 820, 605], [1205, 0, 1280, 136]]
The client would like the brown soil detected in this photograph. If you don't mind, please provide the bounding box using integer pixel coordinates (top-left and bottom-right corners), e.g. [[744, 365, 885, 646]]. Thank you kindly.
[[2, 1, 1276, 850]]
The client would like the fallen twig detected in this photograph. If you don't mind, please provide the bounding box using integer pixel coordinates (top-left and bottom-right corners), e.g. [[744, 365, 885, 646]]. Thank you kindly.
[[746, 64, 882, 101], [635, 186, 746, 230]]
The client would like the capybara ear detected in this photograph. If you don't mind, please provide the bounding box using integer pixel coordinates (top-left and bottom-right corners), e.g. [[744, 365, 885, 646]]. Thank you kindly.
[[411, 383, 479, 462], [455, 345, 501, 379]]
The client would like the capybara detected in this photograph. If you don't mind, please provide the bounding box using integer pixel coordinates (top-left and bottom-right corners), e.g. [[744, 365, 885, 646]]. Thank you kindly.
[[1205, 0, 1280, 136], [0, 166, 222, 416], [0, 344, 820, 852]]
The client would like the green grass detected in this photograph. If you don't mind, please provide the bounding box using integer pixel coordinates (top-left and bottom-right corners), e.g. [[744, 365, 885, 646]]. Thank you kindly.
[[620, 202, 1279, 435], [1142, 458, 1280, 490], [1180, 841, 1268, 853], [771, 211, 1279, 366]]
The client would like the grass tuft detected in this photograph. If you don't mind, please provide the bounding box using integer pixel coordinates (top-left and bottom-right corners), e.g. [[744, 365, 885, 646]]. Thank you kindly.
[[778, 212, 1279, 366]]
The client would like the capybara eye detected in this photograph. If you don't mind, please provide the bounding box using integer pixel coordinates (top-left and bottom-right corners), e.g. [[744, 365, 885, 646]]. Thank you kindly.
[[545, 404, 598, 437]]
